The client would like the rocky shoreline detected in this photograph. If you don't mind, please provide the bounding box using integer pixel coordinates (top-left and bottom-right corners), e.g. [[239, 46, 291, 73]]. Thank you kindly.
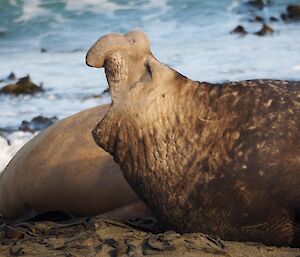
[[230, 2, 300, 36]]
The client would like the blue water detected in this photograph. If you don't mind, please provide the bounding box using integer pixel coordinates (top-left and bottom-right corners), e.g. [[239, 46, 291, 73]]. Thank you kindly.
[[0, 0, 299, 170]]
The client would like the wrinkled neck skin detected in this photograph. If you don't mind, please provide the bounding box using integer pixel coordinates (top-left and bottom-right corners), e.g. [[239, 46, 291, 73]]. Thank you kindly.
[[93, 53, 220, 226]]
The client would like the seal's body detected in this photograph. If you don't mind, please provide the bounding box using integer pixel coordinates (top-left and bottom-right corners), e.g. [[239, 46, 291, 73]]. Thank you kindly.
[[0, 105, 149, 220], [87, 31, 300, 246]]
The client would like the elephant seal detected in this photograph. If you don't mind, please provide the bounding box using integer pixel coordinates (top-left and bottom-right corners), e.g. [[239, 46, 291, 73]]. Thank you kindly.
[[87, 30, 300, 246], [0, 104, 150, 220]]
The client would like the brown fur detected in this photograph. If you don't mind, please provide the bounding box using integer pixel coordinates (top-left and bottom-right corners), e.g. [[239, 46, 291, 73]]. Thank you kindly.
[[87, 31, 300, 246]]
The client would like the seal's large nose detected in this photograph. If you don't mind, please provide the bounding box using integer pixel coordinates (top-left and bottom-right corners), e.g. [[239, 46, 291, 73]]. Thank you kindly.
[[85, 43, 103, 68], [85, 31, 151, 69], [85, 33, 131, 69], [86, 54, 96, 67]]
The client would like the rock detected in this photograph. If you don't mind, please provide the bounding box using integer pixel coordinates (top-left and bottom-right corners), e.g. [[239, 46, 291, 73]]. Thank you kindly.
[[0, 72, 16, 83], [281, 13, 288, 21], [82, 88, 110, 100], [101, 87, 110, 95], [253, 16, 264, 22], [0, 130, 10, 145], [254, 24, 274, 36], [7, 72, 16, 81], [246, 0, 265, 9], [287, 5, 300, 20], [0, 76, 44, 96], [19, 116, 58, 132], [230, 25, 248, 35], [40, 48, 47, 53], [249, 16, 266, 23], [270, 16, 278, 22], [281, 5, 300, 21]]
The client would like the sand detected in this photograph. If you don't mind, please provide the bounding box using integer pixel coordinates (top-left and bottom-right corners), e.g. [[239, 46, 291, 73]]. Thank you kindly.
[[1, 215, 300, 257]]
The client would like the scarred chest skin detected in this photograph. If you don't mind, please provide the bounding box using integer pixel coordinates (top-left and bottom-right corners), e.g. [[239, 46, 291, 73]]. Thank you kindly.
[[87, 30, 300, 247]]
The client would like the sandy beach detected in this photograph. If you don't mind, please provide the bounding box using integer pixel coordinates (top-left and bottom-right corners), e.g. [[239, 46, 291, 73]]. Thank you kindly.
[[2, 215, 300, 257]]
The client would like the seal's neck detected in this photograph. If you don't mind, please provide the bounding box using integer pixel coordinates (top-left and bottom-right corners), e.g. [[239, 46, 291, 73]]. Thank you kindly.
[[94, 59, 212, 209]]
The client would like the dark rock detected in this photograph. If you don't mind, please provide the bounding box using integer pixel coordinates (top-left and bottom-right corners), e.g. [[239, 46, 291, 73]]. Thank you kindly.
[[281, 5, 300, 21], [0, 76, 44, 96], [249, 16, 265, 23], [287, 5, 300, 20], [101, 88, 110, 95], [0, 129, 11, 145], [246, 0, 265, 9], [19, 116, 58, 132], [231, 25, 248, 35], [82, 88, 110, 100], [270, 16, 278, 22], [0, 72, 16, 83], [254, 24, 274, 36], [254, 16, 264, 22], [7, 72, 16, 81], [40, 48, 47, 53], [281, 13, 288, 21]]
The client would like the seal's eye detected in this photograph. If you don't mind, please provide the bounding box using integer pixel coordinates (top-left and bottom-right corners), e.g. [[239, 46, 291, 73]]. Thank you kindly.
[[129, 38, 136, 44], [145, 62, 153, 79]]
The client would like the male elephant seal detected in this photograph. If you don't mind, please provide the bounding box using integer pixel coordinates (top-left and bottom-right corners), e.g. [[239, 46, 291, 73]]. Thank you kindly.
[[87, 30, 300, 246], [0, 104, 150, 220]]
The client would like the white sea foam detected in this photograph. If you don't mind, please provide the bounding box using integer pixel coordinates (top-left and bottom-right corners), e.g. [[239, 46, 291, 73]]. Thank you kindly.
[[293, 65, 300, 71], [64, 0, 131, 13], [16, 0, 50, 23], [9, 0, 17, 6], [227, 0, 241, 12], [142, 0, 169, 10], [0, 131, 35, 172], [64, 0, 169, 14]]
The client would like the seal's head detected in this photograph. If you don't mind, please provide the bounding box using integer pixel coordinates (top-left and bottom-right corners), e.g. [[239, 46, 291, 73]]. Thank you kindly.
[[86, 31, 151, 103], [86, 30, 175, 156]]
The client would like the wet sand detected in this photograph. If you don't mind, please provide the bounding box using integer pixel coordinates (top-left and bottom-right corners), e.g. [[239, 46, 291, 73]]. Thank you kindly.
[[1, 215, 300, 257]]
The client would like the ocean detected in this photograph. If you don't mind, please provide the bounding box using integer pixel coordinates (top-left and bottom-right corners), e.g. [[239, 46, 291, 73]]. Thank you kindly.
[[0, 0, 299, 171]]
